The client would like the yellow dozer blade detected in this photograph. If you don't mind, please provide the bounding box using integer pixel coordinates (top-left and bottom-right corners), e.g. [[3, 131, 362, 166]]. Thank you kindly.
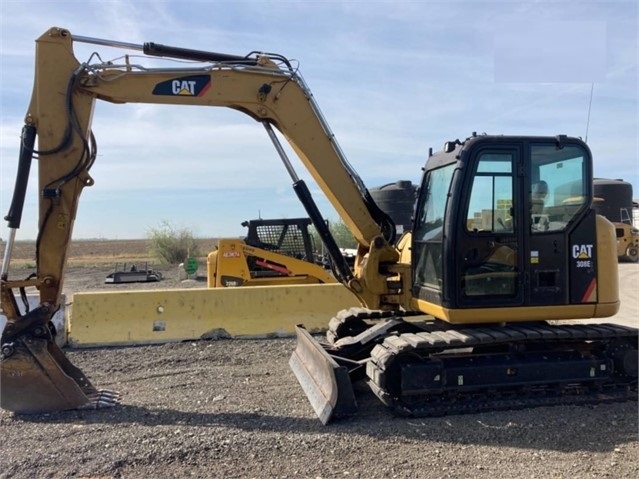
[[1, 308, 119, 414], [289, 325, 358, 424]]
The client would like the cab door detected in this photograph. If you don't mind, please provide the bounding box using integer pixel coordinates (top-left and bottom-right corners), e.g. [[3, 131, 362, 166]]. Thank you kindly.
[[455, 147, 524, 307]]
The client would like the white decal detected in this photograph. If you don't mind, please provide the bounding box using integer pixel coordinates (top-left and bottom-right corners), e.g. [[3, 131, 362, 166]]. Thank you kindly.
[[171, 80, 197, 95], [572, 244, 594, 268]]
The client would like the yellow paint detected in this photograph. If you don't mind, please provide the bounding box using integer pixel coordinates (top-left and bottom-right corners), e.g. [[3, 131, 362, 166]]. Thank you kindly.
[[67, 284, 360, 347], [411, 298, 619, 324]]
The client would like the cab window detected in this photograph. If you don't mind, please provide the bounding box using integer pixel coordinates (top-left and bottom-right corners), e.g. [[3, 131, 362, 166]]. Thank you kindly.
[[466, 154, 514, 233], [530, 144, 588, 233], [413, 163, 455, 291]]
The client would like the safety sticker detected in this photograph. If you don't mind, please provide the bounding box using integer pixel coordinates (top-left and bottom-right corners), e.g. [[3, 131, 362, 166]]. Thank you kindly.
[[530, 250, 539, 264]]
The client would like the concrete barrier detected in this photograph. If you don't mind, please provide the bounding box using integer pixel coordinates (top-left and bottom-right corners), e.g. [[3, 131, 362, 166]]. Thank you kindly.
[[68, 284, 360, 347]]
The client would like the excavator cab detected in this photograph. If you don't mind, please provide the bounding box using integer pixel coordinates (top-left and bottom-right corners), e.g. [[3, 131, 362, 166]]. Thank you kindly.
[[411, 133, 619, 320], [292, 134, 632, 424]]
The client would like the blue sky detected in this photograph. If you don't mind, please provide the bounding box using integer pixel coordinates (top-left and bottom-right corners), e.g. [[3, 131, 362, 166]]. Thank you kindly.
[[1, 0, 637, 240]]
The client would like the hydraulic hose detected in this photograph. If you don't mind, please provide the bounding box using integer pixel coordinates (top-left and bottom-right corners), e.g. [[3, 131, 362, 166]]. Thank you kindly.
[[4, 125, 36, 229]]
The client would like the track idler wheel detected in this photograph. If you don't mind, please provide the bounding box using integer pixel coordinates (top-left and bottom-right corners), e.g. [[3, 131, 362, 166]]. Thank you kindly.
[[608, 339, 639, 378]]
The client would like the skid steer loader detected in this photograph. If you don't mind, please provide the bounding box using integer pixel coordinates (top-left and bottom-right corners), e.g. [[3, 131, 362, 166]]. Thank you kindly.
[[207, 218, 336, 287]]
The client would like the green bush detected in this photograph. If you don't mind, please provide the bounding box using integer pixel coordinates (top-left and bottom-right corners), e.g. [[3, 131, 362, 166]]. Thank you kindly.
[[147, 221, 200, 264], [310, 218, 357, 251]]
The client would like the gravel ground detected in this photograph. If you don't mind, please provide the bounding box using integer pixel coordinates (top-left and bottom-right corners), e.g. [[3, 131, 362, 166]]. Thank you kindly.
[[1, 264, 637, 479]]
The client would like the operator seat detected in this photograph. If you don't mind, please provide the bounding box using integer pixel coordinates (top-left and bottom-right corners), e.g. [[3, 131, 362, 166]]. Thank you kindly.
[[531, 181, 548, 214], [531, 180, 549, 231]]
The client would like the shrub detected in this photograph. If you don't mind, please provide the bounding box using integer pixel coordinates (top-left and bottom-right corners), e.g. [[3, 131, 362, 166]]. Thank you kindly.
[[310, 218, 357, 251], [147, 221, 200, 264], [329, 219, 357, 249]]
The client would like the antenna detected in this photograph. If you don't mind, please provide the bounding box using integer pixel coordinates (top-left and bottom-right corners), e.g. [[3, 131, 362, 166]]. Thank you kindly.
[[585, 83, 594, 143]]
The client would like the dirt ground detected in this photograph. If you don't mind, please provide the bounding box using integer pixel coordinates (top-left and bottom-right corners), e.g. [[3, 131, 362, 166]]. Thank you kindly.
[[0, 256, 638, 478]]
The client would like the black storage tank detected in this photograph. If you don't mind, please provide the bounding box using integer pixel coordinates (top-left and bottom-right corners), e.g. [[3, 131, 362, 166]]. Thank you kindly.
[[593, 178, 634, 223], [370, 180, 418, 235]]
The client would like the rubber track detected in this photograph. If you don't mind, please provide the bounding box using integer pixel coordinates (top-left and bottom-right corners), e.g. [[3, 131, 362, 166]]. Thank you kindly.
[[326, 307, 421, 344], [366, 322, 638, 417]]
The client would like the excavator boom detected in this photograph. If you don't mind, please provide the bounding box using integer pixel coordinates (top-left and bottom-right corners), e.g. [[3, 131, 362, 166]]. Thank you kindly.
[[1, 28, 401, 414]]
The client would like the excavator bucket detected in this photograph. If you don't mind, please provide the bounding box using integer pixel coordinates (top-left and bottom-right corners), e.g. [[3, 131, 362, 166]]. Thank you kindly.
[[1, 335, 119, 414], [289, 325, 358, 424]]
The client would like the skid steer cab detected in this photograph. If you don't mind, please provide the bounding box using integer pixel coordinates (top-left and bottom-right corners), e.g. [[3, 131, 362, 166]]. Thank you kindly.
[[207, 218, 336, 287]]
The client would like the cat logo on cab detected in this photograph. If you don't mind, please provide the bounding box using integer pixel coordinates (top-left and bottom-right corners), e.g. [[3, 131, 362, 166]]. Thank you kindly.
[[572, 244, 593, 268]]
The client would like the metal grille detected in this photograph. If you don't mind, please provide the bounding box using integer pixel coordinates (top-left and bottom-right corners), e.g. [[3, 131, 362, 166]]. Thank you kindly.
[[243, 218, 315, 263], [255, 224, 307, 259]]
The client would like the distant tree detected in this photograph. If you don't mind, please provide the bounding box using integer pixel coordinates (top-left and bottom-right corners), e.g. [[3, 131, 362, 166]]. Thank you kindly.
[[329, 219, 357, 249], [147, 221, 200, 264], [310, 218, 357, 252]]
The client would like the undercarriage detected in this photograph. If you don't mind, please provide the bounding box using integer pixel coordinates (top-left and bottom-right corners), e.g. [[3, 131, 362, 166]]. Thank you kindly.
[[291, 309, 638, 423]]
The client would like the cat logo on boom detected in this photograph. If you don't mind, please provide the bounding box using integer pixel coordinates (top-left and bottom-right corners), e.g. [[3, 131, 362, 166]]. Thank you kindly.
[[152, 75, 211, 97]]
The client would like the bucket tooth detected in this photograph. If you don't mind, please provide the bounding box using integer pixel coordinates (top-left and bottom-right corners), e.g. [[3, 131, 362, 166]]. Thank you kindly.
[[289, 325, 358, 424]]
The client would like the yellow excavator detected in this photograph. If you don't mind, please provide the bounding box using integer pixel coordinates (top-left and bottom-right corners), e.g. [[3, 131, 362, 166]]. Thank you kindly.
[[1, 28, 637, 421]]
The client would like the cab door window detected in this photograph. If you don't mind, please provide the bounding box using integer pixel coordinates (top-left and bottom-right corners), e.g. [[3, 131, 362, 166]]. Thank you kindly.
[[466, 157, 514, 233], [462, 153, 518, 298], [413, 163, 456, 292]]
